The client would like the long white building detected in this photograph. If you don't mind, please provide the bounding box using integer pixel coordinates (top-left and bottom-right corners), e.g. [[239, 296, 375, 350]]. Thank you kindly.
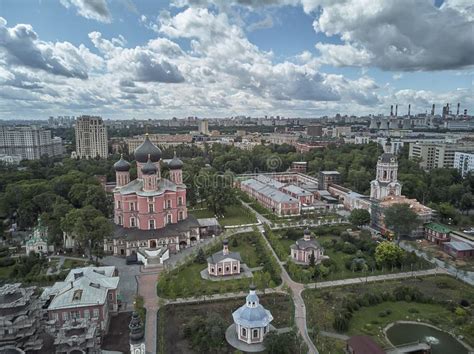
[[0, 126, 63, 160]]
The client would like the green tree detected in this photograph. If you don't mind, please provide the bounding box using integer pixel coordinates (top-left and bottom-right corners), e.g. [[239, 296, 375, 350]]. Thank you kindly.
[[383, 203, 421, 243], [195, 248, 206, 264], [460, 194, 473, 215], [375, 241, 403, 268], [349, 209, 371, 228]]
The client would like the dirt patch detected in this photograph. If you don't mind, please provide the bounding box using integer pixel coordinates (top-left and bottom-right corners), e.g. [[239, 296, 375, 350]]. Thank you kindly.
[[158, 293, 292, 354], [102, 312, 133, 353]]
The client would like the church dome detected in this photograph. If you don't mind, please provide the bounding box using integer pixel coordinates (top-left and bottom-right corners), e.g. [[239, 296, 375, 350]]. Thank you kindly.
[[232, 285, 273, 328], [113, 155, 131, 172], [141, 156, 157, 175], [380, 153, 396, 163], [168, 151, 183, 170], [134, 134, 162, 163]]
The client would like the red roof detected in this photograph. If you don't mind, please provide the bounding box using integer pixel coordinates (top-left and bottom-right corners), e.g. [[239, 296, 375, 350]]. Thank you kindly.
[[347, 336, 385, 354]]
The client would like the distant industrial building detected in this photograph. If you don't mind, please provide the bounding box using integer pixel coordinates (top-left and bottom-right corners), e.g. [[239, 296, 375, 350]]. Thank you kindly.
[[74, 115, 108, 159], [454, 152, 474, 177], [0, 126, 63, 160]]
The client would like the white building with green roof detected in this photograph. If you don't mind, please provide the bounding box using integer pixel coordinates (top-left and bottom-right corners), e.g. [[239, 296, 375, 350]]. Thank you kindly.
[[26, 217, 53, 256]]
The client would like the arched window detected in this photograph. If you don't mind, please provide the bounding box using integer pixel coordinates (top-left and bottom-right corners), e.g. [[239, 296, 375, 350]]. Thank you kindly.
[[167, 214, 172, 224], [253, 329, 259, 338], [130, 217, 136, 227], [118, 216, 123, 225], [178, 196, 183, 206]]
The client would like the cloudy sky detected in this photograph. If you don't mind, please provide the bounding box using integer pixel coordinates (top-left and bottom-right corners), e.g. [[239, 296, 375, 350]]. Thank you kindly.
[[0, 0, 473, 120]]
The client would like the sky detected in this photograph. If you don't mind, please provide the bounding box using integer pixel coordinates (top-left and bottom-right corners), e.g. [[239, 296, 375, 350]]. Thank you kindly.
[[0, 0, 473, 120]]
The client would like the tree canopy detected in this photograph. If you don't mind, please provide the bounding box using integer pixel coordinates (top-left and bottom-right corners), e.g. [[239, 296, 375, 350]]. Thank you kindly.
[[383, 203, 421, 242]]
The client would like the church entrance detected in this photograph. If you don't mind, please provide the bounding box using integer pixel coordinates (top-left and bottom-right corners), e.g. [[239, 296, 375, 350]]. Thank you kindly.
[[150, 240, 157, 248]]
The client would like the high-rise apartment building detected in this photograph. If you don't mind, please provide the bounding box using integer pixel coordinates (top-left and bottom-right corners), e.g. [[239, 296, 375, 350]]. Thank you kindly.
[[0, 126, 63, 160], [74, 116, 108, 159], [198, 119, 209, 135], [454, 152, 474, 177]]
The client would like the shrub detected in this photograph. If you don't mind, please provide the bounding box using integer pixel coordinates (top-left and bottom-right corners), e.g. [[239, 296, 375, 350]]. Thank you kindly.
[[460, 299, 470, 307], [455, 307, 467, 317], [333, 313, 350, 332], [0, 257, 14, 267]]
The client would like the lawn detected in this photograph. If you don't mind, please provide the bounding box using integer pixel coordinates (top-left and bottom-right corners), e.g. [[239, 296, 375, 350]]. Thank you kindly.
[[189, 204, 257, 226], [0, 265, 14, 280], [62, 258, 89, 269], [157, 293, 293, 354], [157, 231, 281, 299], [303, 276, 474, 349]]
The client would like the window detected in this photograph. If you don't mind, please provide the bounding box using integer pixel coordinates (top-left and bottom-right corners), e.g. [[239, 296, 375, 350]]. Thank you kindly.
[[149, 219, 155, 230], [93, 309, 99, 318], [62, 312, 69, 321], [166, 200, 171, 209], [178, 211, 184, 221], [148, 203, 154, 213], [108, 292, 113, 300], [167, 214, 172, 224], [226, 266, 230, 272], [211, 267, 214, 273], [178, 197, 183, 206], [253, 329, 259, 338], [233, 265, 237, 271], [84, 310, 89, 319], [130, 217, 136, 227], [53, 313, 59, 321], [218, 267, 222, 272], [241, 328, 247, 337], [117, 200, 121, 209], [130, 202, 135, 211], [118, 215, 123, 225], [72, 290, 83, 301], [71, 310, 80, 319]]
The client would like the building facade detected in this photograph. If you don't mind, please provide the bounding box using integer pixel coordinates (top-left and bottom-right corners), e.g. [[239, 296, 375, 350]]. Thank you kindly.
[[198, 119, 210, 135], [107, 136, 200, 256], [75, 116, 108, 159], [424, 223, 451, 245], [370, 139, 402, 200], [26, 217, 53, 256], [409, 142, 474, 170], [42, 266, 119, 332], [0, 126, 63, 160], [232, 285, 273, 345], [207, 240, 241, 277], [290, 229, 325, 264], [454, 152, 474, 177]]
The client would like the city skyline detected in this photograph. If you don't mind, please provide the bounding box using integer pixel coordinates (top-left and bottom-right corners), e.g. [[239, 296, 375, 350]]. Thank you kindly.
[[0, 0, 473, 120]]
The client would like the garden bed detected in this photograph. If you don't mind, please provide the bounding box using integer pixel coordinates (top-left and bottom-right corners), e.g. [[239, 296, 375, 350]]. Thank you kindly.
[[157, 294, 293, 354]]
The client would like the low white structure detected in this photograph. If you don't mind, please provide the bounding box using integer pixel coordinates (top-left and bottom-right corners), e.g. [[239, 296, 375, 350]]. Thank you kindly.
[[207, 240, 241, 277], [136, 247, 169, 267], [232, 285, 273, 344]]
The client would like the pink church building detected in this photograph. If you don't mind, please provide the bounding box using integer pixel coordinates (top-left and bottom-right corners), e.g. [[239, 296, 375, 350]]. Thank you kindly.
[[104, 135, 200, 256]]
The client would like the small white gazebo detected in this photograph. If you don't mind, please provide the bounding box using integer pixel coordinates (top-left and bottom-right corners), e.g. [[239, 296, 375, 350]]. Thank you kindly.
[[232, 284, 273, 344]]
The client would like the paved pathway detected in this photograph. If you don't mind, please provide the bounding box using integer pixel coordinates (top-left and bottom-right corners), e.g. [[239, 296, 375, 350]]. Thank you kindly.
[[307, 267, 448, 289], [257, 224, 318, 354], [319, 330, 350, 341], [137, 272, 161, 354]]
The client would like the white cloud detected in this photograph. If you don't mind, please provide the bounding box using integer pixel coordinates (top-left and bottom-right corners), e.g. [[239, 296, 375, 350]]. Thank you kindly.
[[314, 0, 474, 71], [0, 17, 103, 79], [60, 0, 112, 23]]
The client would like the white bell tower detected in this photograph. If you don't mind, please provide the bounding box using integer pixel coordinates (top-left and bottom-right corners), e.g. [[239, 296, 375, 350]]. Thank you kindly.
[[370, 138, 402, 200]]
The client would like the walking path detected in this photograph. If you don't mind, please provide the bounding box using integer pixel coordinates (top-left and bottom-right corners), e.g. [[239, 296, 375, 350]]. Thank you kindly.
[[137, 272, 161, 354], [307, 267, 448, 289], [319, 331, 350, 341]]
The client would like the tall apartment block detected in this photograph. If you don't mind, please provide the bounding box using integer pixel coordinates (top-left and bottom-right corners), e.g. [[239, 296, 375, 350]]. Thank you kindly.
[[409, 142, 474, 170], [74, 116, 108, 159], [454, 152, 474, 177], [0, 126, 63, 160], [198, 119, 209, 135]]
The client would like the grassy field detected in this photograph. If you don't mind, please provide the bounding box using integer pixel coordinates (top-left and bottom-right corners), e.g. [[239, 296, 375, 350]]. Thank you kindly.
[[62, 258, 89, 269], [303, 275, 474, 349], [157, 231, 281, 298], [157, 294, 293, 354], [189, 204, 257, 226]]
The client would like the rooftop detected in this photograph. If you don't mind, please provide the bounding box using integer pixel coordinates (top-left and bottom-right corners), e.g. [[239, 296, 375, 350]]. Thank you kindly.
[[425, 222, 451, 234], [445, 241, 474, 252]]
